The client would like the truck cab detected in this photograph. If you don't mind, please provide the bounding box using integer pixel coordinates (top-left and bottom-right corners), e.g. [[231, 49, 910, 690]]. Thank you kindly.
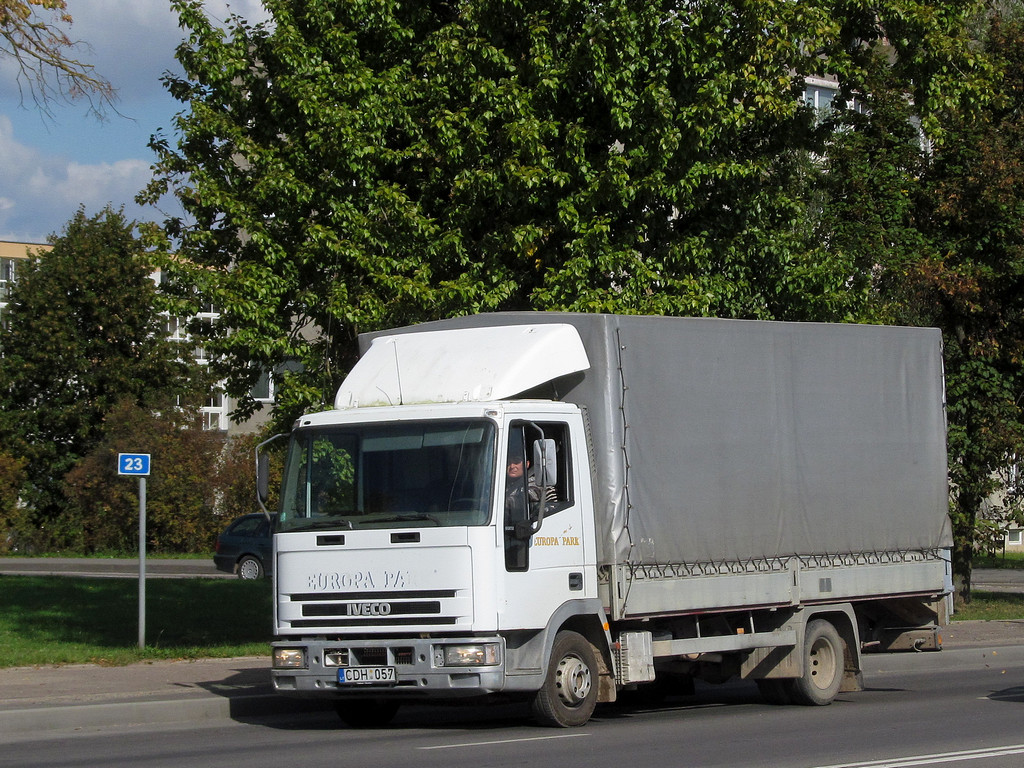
[[270, 325, 611, 726]]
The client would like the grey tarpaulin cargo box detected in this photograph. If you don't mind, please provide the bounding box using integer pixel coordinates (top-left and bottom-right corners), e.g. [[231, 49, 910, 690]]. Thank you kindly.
[[363, 313, 951, 616]]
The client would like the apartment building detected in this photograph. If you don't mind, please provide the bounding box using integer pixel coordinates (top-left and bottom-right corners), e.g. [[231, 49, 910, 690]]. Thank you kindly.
[[0, 239, 269, 435], [0, 241, 50, 327]]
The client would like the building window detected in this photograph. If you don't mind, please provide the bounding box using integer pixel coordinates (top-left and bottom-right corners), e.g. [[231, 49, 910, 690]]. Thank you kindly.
[[251, 369, 273, 401], [805, 84, 837, 111], [0, 257, 15, 302], [202, 410, 226, 431], [1009, 529, 1023, 546], [201, 390, 228, 432], [803, 77, 866, 119], [165, 315, 188, 342]]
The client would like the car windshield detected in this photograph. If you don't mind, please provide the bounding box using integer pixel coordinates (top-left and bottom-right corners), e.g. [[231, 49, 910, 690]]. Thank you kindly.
[[277, 419, 496, 532]]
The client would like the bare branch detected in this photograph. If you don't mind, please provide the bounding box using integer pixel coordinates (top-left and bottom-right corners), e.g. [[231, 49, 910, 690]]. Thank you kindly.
[[0, 0, 117, 119]]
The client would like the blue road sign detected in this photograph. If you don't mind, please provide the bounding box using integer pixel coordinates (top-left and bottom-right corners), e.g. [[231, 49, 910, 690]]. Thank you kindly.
[[118, 453, 151, 476]]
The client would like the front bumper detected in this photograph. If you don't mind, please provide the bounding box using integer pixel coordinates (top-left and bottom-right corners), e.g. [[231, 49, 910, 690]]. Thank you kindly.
[[271, 636, 506, 699]]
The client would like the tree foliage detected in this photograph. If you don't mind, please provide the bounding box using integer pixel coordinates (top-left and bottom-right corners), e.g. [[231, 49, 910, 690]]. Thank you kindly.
[[62, 398, 229, 554], [914, 10, 1024, 595], [0, 207, 193, 524], [808, 6, 1024, 597], [142, 0, 1018, 582], [144, 0, 989, 428], [0, 0, 116, 117], [0, 451, 27, 553]]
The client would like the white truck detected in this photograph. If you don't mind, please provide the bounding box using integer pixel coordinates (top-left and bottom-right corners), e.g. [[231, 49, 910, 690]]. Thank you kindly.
[[263, 313, 951, 728]]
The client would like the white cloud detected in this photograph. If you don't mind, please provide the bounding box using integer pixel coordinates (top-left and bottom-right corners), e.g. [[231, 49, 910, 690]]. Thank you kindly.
[[1, 1, 273, 106], [73, 1, 271, 99], [0, 1, 270, 242], [0, 114, 157, 242]]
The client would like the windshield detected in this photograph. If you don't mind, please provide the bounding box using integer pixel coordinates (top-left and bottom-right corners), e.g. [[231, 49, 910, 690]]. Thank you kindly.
[[277, 420, 496, 532]]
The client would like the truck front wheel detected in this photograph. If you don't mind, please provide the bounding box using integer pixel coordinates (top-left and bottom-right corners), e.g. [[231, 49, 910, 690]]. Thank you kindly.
[[532, 630, 599, 727], [789, 619, 844, 706]]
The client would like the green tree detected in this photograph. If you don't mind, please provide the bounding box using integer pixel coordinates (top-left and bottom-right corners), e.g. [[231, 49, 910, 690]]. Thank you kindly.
[[912, 10, 1024, 597], [0, 207, 193, 537], [807, 7, 1024, 598], [143, 0, 984, 429], [215, 432, 281, 522], [801, 45, 934, 324], [142, 2, 994, 470], [0, 451, 28, 553]]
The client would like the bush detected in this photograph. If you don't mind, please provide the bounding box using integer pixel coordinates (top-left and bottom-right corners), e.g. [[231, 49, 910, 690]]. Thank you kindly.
[[0, 452, 30, 554], [63, 399, 227, 554], [215, 432, 283, 523]]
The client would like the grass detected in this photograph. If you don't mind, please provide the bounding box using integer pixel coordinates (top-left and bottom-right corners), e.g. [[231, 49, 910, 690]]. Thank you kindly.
[[0, 573, 1019, 669], [0, 575, 272, 668], [952, 590, 1024, 622], [974, 551, 1024, 570]]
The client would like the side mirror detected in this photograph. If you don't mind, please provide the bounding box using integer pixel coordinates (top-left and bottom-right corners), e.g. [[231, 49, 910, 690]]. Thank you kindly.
[[523, 438, 558, 537], [257, 452, 270, 506], [533, 439, 557, 486], [255, 433, 286, 519]]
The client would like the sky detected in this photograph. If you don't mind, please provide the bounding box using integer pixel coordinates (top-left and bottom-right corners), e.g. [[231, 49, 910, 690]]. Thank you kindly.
[[0, 0, 270, 244]]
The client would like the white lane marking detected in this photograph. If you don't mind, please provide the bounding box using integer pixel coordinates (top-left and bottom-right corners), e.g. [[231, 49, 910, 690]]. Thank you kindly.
[[811, 744, 1024, 768], [418, 733, 590, 750]]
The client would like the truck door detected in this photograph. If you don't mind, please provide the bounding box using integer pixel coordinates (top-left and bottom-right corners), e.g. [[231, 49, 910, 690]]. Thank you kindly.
[[500, 420, 590, 629]]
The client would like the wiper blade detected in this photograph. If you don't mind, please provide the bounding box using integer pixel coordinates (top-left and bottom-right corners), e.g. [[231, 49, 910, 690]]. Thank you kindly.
[[284, 517, 354, 532], [371, 514, 442, 527]]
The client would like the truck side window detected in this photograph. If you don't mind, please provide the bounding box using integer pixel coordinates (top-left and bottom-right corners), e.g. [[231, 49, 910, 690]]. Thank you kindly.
[[527, 421, 573, 514], [504, 426, 531, 571]]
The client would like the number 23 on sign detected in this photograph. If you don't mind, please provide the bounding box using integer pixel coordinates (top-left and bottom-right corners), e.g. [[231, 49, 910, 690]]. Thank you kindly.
[[118, 453, 151, 476]]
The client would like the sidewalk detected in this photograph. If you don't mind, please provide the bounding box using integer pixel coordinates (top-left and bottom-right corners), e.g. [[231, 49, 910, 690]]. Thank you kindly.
[[0, 655, 328, 738], [1, 621, 1022, 739]]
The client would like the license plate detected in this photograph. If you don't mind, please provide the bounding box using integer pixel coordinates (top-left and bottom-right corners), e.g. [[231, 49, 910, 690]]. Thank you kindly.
[[338, 666, 397, 685]]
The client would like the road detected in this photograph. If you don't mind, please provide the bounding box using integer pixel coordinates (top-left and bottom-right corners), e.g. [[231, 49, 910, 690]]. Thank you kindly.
[[971, 568, 1024, 593], [2, 644, 1022, 768], [0, 556, 230, 578]]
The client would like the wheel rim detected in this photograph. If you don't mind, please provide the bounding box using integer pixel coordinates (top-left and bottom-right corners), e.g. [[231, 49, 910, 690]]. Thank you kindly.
[[554, 653, 593, 707], [808, 636, 838, 691], [239, 559, 260, 579]]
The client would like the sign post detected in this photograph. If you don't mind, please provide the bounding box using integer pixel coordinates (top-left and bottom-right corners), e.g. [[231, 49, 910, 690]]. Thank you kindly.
[[118, 453, 151, 649]]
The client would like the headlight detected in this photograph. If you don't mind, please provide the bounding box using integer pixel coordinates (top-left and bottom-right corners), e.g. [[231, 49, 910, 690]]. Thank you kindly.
[[438, 643, 501, 667], [273, 647, 307, 668]]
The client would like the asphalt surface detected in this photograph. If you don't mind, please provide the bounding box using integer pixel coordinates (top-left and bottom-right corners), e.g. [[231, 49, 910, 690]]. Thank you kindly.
[[0, 557, 232, 579], [0, 619, 1020, 739], [0, 562, 1021, 738]]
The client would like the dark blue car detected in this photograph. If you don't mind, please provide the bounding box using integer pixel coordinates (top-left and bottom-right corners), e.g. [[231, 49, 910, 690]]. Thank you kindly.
[[213, 513, 274, 579]]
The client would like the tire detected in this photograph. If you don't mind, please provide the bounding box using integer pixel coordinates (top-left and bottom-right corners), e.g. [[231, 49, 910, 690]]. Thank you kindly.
[[532, 630, 600, 727], [334, 699, 400, 729], [789, 619, 844, 706], [237, 555, 264, 580]]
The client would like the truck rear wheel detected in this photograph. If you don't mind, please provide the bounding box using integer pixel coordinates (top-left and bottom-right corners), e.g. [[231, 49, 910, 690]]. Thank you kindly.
[[789, 619, 844, 706], [532, 630, 599, 727], [334, 698, 400, 728]]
